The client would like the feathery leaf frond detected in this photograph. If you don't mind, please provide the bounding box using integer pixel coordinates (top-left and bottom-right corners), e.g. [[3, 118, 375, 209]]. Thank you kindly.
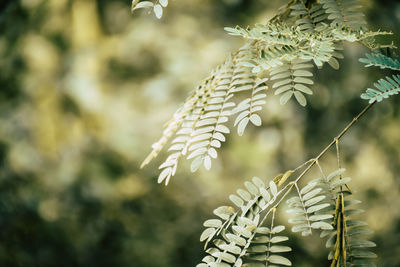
[[359, 52, 400, 103], [271, 58, 314, 106], [286, 181, 333, 237], [157, 56, 237, 183], [290, 1, 328, 32], [359, 52, 400, 71], [320, 0, 367, 30], [233, 78, 268, 136], [226, 23, 388, 70], [198, 167, 377, 267], [142, 1, 392, 183], [361, 75, 400, 103], [142, 45, 268, 184], [298, 168, 377, 267], [325, 191, 376, 267], [197, 177, 292, 267]]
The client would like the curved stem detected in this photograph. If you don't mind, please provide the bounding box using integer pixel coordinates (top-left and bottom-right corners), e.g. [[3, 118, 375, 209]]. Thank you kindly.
[[293, 100, 376, 185], [260, 101, 377, 221]]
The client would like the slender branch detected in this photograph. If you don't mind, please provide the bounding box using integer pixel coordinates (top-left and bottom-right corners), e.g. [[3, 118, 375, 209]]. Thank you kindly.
[[261, 101, 377, 219], [293, 100, 376, 184]]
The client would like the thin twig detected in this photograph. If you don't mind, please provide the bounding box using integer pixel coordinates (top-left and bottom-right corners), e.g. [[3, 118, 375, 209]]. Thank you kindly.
[[257, 101, 377, 232], [293, 100, 376, 185], [270, 101, 376, 204]]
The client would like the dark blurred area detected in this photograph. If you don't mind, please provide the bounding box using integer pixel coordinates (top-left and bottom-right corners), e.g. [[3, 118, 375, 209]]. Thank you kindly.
[[0, 0, 399, 266]]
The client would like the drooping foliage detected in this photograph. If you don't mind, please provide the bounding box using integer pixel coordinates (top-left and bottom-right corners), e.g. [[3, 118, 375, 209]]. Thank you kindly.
[[141, 46, 269, 184], [360, 52, 400, 103], [360, 52, 400, 71], [197, 177, 293, 267], [288, 168, 376, 266], [270, 59, 314, 106], [320, 0, 367, 30], [140, 0, 391, 185], [197, 168, 376, 267]]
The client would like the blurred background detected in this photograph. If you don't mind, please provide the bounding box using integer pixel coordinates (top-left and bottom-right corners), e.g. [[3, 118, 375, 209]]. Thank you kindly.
[[0, 0, 399, 266]]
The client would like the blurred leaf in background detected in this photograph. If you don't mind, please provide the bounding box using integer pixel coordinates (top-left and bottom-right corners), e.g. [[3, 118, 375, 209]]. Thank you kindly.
[[0, 0, 399, 266]]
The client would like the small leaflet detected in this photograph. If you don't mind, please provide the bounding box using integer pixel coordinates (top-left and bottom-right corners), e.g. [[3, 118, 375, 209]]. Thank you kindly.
[[153, 4, 163, 19], [269, 181, 278, 196], [132, 1, 154, 12], [159, 0, 168, 7]]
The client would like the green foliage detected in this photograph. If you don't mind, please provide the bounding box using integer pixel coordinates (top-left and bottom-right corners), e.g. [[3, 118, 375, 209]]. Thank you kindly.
[[320, 0, 367, 30], [287, 178, 334, 236], [142, 5, 391, 184], [197, 168, 376, 267], [359, 53, 400, 71], [325, 192, 376, 267], [131, 0, 168, 19], [270, 59, 314, 106], [290, 1, 327, 32], [142, 46, 270, 184], [225, 23, 387, 69], [232, 80, 267, 136], [197, 177, 293, 267], [361, 74, 400, 103], [292, 169, 376, 266], [360, 53, 400, 103]]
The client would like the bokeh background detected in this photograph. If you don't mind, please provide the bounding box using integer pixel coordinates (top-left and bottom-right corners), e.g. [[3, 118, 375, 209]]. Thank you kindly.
[[0, 0, 399, 266]]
